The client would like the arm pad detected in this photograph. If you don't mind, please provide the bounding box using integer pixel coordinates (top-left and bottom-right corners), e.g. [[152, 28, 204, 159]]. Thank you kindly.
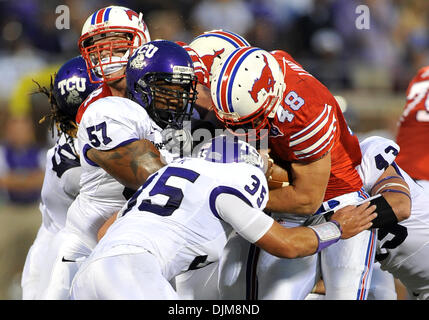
[[323, 194, 398, 229], [215, 193, 274, 243], [367, 194, 398, 229]]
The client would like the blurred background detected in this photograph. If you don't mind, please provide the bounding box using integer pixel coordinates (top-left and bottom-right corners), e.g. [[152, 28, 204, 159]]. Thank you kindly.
[[0, 0, 427, 299]]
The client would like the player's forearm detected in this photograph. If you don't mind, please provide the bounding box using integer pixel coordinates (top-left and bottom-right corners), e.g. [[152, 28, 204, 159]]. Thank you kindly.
[[87, 139, 164, 190], [266, 186, 324, 215], [256, 222, 318, 258]]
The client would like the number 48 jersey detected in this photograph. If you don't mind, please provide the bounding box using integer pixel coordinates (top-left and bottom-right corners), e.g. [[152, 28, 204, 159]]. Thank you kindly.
[[93, 158, 269, 281], [269, 51, 363, 200]]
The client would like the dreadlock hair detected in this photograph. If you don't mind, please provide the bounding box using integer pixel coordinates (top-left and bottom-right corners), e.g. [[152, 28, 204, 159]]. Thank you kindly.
[[34, 74, 78, 139]]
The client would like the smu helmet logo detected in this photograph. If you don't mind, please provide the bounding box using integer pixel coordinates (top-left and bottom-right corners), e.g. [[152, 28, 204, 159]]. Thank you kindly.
[[248, 55, 276, 103], [125, 9, 139, 21], [201, 48, 225, 74]]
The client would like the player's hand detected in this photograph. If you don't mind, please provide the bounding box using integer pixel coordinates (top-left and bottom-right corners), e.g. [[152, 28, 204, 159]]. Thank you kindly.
[[331, 202, 377, 239]]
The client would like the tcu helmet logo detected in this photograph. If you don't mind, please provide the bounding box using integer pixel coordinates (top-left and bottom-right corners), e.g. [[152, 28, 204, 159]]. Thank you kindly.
[[130, 43, 159, 69], [201, 48, 225, 74], [248, 55, 276, 103], [57, 77, 87, 95]]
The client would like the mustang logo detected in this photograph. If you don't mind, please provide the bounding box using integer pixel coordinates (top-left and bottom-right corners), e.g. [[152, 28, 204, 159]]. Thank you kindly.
[[201, 48, 225, 74], [248, 55, 276, 103]]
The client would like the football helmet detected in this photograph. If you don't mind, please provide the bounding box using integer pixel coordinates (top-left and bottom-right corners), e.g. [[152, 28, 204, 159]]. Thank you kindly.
[[189, 29, 250, 85], [196, 135, 267, 174], [53, 56, 100, 122], [210, 47, 286, 140], [126, 40, 198, 129], [78, 6, 151, 83]]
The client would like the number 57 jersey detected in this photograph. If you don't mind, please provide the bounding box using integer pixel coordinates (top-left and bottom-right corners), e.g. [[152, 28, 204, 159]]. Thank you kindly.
[[92, 157, 269, 281], [73, 94, 173, 245]]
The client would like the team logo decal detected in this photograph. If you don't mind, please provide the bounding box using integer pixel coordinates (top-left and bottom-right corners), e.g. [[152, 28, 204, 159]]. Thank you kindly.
[[248, 55, 276, 103], [125, 9, 138, 21], [201, 48, 225, 74]]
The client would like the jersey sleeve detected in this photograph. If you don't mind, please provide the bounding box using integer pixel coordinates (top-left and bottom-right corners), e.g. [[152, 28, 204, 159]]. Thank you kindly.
[[357, 136, 400, 192], [78, 97, 154, 152], [287, 102, 337, 162], [215, 192, 274, 243]]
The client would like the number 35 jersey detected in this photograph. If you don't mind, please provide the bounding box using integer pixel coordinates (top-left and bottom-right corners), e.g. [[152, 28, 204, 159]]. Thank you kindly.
[[94, 158, 269, 281], [269, 52, 363, 200]]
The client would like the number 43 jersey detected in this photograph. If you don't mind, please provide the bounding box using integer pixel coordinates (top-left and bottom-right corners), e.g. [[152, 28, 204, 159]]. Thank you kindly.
[[93, 158, 269, 281]]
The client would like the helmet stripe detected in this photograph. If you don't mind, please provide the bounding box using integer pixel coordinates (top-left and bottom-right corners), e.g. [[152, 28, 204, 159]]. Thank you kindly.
[[96, 8, 106, 24], [103, 7, 112, 22], [195, 33, 245, 49], [90, 11, 97, 25], [216, 30, 250, 47], [226, 48, 260, 111], [216, 47, 259, 113]]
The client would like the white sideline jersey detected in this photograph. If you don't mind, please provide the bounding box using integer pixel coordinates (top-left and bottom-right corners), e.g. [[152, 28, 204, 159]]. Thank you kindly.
[[86, 158, 269, 281], [70, 96, 175, 244], [22, 133, 81, 299], [40, 133, 81, 232], [358, 136, 429, 299]]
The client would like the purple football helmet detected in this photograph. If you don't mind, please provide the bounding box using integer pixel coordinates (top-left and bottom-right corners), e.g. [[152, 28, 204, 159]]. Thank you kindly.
[[53, 56, 100, 121], [126, 40, 198, 129], [196, 135, 267, 174]]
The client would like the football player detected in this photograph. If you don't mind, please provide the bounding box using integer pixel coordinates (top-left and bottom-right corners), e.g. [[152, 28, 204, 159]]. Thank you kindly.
[[211, 47, 375, 299], [21, 56, 100, 299], [358, 136, 429, 300], [307, 135, 429, 300], [70, 135, 376, 299], [40, 38, 197, 298], [395, 66, 429, 191]]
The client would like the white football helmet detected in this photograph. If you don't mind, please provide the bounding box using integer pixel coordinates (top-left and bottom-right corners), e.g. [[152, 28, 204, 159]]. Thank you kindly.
[[78, 6, 151, 83], [189, 29, 250, 86], [210, 47, 286, 140]]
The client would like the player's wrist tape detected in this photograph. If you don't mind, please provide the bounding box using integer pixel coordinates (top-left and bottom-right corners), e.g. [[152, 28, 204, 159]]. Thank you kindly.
[[308, 220, 342, 253], [368, 194, 398, 229]]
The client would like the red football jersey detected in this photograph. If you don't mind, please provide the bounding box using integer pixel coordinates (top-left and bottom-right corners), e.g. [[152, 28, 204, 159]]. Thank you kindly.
[[396, 66, 429, 180], [269, 51, 363, 200], [76, 83, 112, 124]]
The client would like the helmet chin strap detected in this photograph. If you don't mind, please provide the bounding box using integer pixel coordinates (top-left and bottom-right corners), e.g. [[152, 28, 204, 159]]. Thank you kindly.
[[95, 50, 130, 76]]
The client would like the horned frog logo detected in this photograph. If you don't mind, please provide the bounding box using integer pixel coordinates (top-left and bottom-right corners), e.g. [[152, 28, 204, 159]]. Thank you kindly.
[[66, 89, 83, 106], [130, 49, 146, 69]]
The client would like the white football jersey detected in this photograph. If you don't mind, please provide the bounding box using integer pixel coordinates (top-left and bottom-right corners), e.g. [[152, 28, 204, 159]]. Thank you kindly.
[[40, 133, 81, 233], [358, 135, 429, 230], [91, 157, 269, 281], [70, 96, 175, 244], [358, 136, 429, 299]]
